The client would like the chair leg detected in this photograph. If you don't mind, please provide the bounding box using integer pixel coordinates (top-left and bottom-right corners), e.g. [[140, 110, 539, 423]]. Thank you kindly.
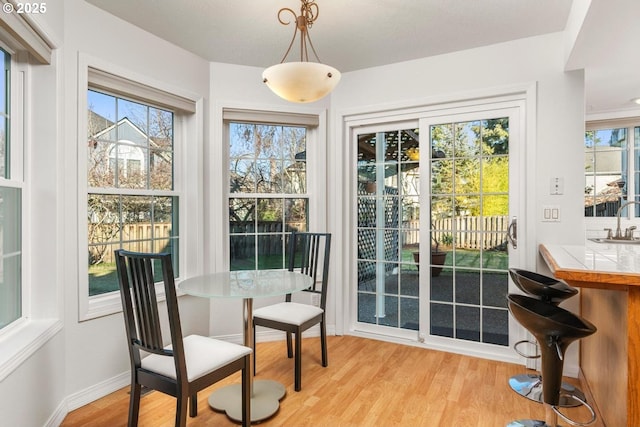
[[320, 320, 328, 367], [128, 383, 141, 427], [189, 393, 197, 418], [176, 395, 188, 427], [252, 322, 257, 374], [294, 329, 302, 391], [241, 356, 251, 427], [286, 331, 293, 358]]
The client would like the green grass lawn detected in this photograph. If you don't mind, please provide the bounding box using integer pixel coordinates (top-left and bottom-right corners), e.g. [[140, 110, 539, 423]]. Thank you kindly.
[[89, 263, 118, 296], [402, 247, 508, 270]]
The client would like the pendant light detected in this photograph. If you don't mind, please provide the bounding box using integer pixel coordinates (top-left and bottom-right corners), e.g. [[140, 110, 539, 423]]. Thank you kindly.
[[262, 0, 341, 103]]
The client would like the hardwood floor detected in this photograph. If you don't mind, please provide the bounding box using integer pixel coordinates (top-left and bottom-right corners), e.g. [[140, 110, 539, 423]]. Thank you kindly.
[[61, 336, 594, 426]]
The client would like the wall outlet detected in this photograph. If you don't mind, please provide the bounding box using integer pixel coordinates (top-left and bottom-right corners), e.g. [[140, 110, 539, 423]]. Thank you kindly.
[[550, 177, 564, 195]]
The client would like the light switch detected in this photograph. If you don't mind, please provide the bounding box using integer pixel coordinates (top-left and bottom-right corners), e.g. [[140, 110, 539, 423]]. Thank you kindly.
[[542, 205, 561, 222]]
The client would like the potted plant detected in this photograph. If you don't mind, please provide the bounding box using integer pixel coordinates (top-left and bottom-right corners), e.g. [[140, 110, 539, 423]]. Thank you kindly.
[[412, 231, 448, 277]]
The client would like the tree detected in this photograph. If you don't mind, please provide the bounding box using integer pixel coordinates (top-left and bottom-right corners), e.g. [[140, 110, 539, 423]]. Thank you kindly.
[[430, 118, 510, 219]]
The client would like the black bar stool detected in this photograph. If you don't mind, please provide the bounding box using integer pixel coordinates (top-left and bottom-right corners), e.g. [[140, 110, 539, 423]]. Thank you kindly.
[[507, 294, 597, 427], [508, 269, 585, 408], [509, 269, 578, 304]]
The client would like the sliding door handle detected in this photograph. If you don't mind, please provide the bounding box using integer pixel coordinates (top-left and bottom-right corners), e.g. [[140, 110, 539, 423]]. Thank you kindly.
[[507, 216, 517, 249]]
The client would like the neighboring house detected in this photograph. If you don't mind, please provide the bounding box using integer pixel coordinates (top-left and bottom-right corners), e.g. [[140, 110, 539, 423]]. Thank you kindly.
[[89, 115, 154, 183]]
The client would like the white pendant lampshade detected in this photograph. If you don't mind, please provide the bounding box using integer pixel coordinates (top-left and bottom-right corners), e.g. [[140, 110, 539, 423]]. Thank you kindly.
[[262, 62, 341, 103], [263, 0, 341, 103]]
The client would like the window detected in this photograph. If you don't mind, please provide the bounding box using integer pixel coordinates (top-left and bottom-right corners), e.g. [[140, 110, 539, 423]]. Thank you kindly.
[[0, 47, 22, 331], [79, 60, 198, 321], [226, 111, 319, 270], [86, 89, 179, 296], [584, 119, 640, 217]]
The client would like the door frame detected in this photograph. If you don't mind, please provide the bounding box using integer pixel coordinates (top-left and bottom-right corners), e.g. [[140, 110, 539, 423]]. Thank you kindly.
[[337, 85, 537, 364]]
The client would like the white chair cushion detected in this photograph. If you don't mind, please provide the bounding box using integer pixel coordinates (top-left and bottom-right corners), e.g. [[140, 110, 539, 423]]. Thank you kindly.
[[253, 302, 323, 326], [141, 335, 251, 382]]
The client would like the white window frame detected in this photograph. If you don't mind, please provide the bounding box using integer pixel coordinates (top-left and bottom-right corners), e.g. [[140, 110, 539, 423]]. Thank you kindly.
[[77, 54, 201, 321], [212, 104, 327, 272]]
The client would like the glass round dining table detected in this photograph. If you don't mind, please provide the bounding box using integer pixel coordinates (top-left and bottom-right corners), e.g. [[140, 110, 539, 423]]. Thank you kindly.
[[178, 270, 313, 423]]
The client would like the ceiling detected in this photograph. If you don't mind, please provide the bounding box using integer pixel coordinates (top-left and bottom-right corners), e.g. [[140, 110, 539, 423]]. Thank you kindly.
[[84, 0, 640, 115]]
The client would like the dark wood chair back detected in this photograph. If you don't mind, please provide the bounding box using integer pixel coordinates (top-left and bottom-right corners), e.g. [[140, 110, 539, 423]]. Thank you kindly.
[[286, 232, 331, 309], [115, 250, 187, 382]]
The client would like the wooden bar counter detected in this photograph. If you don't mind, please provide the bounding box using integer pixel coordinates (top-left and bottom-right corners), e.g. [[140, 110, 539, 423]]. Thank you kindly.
[[539, 241, 640, 427]]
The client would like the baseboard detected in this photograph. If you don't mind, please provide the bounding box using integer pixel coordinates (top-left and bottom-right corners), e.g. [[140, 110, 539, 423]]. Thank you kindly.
[[46, 371, 129, 426], [65, 371, 130, 411], [44, 400, 68, 427]]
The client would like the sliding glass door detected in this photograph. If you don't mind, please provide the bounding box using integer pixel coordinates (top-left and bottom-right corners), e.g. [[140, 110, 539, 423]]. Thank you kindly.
[[353, 105, 523, 357]]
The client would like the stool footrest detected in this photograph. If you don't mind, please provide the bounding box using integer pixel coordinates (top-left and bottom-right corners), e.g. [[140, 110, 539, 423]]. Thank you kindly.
[[552, 394, 597, 426], [513, 339, 540, 359]]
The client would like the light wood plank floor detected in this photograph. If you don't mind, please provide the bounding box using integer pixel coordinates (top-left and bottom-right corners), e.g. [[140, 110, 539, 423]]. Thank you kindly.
[[61, 336, 594, 426]]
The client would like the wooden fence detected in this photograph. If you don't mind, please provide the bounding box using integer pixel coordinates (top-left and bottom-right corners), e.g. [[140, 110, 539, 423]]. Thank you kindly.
[[403, 215, 509, 250], [89, 223, 173, 264]]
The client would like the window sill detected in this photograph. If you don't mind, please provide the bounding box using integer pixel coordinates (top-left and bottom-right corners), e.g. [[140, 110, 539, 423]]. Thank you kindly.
[[80, 284, 167, 321], [0, 318, 62, 381]]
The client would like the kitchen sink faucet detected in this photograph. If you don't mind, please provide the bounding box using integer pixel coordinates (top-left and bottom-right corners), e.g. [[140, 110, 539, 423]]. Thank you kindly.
[[613, 200, 640, 239]]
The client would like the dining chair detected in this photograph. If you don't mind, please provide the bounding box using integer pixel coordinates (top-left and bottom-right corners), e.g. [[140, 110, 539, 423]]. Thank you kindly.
[[252, 232, 331, 391], [114, 249, 252, 427]]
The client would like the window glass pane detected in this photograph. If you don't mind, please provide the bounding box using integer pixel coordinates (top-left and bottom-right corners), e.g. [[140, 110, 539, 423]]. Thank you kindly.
[[0, 49, 7, 115], [283, 159, 306, 193], [230, 235, 255, 270], [0, 187, 21, 327], [431, 303, 453, 338], [229, 198, 255, 232], [284, 198, 308, 232], [117, 98, 148, 134], [256, 124, 282, 159], [483, 308, 509, 346], [87, 89, 177, 296], [228, 121, 311, 271], [0, 48, 8, 179], [257, 198, 283, 230], [88, 90, 116, 137], [257, 234, 285, 269], [635, 127, 640, 218], [584, 128, 628, 217]]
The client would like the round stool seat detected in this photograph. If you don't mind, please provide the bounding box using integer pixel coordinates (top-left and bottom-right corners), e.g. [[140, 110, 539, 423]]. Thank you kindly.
[[508, 294, 596, 405], [509, 268, 578, 304]]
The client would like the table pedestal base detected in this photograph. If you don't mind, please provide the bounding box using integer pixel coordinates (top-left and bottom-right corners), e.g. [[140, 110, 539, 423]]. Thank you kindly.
[[209, 379, 286, 423]]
